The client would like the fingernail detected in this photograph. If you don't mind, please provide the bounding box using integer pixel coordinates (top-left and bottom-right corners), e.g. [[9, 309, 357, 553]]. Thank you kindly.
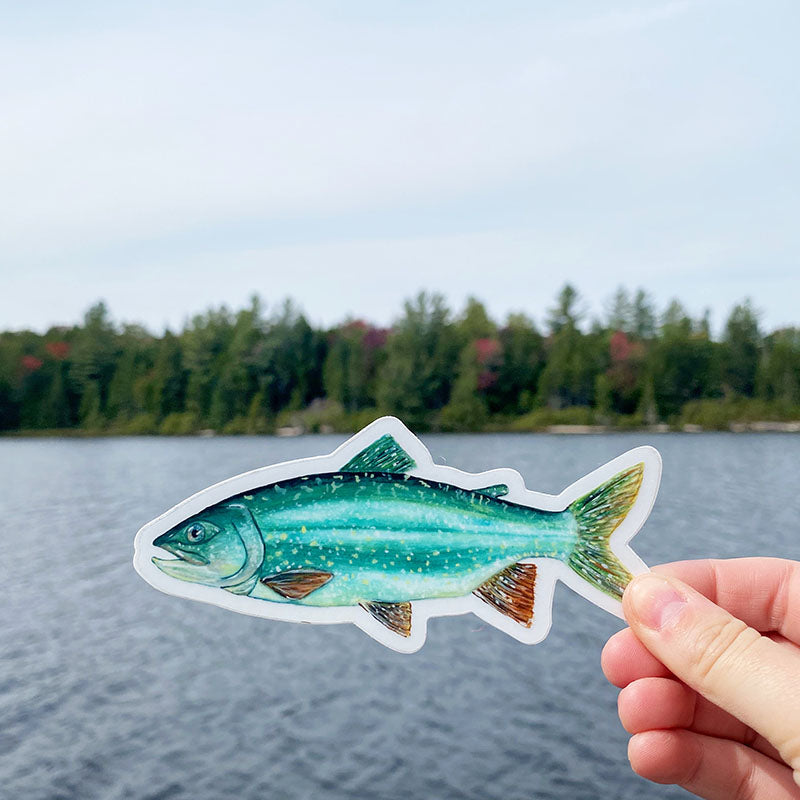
[[626, 574, 687, 630]]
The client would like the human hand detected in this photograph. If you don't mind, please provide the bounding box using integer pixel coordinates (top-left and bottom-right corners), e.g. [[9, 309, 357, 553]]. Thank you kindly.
[[602, 558, 800, 799]]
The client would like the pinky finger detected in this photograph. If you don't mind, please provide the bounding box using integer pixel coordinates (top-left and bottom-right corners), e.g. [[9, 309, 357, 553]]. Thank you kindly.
[[628, 730, 800, 800]]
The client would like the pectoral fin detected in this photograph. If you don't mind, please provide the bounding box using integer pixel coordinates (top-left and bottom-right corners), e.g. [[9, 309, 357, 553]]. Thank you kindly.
[[223, 575, 260, 595], [359, 600, 412, 637], [261, 569, 333, 599], [342, 434, 416, 474], [474, 563, 537, 627]]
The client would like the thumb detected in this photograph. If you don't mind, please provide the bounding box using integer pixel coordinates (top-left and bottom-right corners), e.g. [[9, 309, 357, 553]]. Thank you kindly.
[[623, 572, 800, 787]]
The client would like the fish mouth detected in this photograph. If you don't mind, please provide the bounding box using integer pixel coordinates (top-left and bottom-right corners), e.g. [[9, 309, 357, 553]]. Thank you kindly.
[[154, 541, 209, 566]]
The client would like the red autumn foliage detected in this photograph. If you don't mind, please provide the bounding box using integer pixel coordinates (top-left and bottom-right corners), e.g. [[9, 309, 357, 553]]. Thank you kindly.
[[477, 370, 497, 391], [343, 320, 368, 333], [46, 341, 70, 359], [363, 326, 388, 352], [21, 355, 43, 371], [474, 337, 501, 366], [609, 330, 632, 363]]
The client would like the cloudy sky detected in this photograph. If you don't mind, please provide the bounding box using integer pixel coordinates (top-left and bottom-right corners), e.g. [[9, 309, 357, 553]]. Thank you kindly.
[[2, 1, 798, 334]]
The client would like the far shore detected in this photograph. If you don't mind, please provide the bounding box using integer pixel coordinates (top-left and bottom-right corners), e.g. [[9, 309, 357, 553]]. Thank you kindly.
[[3, 419, 799, 439]]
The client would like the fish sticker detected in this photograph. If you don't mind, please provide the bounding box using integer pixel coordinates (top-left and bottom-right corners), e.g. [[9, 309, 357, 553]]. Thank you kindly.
[[134, 416, 661, 653]]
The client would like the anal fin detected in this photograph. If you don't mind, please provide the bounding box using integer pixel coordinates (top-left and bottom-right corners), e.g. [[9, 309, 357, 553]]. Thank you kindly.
[[261, 569, 333, 599], [474, 563, 537, 627], [359, 600, 412, 637]]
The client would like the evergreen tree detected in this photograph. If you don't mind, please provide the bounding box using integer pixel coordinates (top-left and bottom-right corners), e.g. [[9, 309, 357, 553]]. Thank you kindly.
[[632, 289, 656, 339], [439, 343, 488, 431], [607, 286, 632, 333], [722, 300, 761, 397], [649, 301, 719, 418], [538, 285, 602, 408], [377, 292, 459, 427], [69, 301, 118, 426], [106, 325, 155, 420], [457, 297, 496, 342], [546, 283, 583, 335], [153, 331, 187, 418], [757, 328, 800, 405], [323, 321, 372, 412], [488, 313, 544, 413]]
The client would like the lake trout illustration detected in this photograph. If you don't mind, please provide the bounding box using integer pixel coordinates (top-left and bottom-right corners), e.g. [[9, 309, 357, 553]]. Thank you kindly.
[[134, 417, 661, 652]]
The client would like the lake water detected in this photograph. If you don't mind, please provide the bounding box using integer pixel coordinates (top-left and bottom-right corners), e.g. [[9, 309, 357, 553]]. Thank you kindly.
[[1, 432, 798, 800]]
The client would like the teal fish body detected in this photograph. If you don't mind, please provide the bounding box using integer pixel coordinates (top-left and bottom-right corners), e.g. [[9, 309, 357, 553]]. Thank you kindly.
[[224, 472, 575, 606], [146, 424, 657, 645]]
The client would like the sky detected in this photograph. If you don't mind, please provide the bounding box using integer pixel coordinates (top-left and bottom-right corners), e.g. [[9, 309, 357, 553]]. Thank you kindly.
[[1, 0, 799, 335]]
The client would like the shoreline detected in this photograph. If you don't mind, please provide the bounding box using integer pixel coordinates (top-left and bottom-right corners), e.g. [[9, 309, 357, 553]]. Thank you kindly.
[[2, 420, 799, 438]]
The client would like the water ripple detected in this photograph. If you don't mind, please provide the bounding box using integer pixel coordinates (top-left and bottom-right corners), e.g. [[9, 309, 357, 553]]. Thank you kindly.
[[1, 433, 798, 799]]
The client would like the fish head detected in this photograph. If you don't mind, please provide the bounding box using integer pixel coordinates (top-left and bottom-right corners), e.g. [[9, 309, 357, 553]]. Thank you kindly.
[[151, 503, 263, 589]]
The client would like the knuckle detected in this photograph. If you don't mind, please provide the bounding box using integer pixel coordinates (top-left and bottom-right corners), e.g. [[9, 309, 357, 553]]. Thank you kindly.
[[681, 736, 706, 787], [732, 762, 758, 800], [782, 733, 800, 774], [689, 616, 760, 688]]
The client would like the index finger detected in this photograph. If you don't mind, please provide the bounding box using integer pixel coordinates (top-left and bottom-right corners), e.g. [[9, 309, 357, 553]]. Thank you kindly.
[[653, 558, 800, 645]]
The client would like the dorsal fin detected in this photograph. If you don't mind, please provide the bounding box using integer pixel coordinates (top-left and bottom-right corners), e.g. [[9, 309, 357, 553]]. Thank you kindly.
[[474, 563, 537, 627], [341, 434, 416, 474], [261, 569, 333, 599], [359, 600, 412, 637], [474, 483, 509, 499]]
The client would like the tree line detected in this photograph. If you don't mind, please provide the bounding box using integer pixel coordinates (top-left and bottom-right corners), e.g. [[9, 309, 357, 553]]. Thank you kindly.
[[1, 285, 798, 435]]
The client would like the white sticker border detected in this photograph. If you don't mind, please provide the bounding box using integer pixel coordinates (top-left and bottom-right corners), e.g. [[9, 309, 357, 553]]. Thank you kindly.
[[134, 416, 661, 653]]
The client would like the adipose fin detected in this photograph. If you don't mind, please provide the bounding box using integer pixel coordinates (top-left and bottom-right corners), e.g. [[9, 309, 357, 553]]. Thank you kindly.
[[474, 483, 509, 499]]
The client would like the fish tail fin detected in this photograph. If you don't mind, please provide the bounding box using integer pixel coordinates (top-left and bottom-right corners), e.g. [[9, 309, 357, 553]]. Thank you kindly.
[[567, 462, 644, 600]]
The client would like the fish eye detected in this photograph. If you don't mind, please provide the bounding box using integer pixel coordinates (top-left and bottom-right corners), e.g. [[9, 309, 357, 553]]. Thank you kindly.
[[185, 523, 205, 543]]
